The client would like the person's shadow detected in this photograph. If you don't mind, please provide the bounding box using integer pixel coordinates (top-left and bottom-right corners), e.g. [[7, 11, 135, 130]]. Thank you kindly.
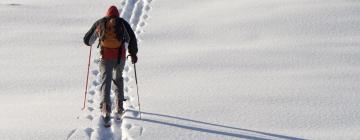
[[125, 110, 306, 140]]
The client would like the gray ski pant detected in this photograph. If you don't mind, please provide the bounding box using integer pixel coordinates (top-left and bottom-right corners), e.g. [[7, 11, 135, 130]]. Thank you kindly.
[[99, 59, 125, 114]]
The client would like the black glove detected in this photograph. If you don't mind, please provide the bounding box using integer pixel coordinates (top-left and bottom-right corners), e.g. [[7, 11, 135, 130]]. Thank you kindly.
[[131, 55, 138, 64]]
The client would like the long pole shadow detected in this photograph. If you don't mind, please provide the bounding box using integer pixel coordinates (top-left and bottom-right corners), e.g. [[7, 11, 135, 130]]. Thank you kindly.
[[125, 110, 306, 140]]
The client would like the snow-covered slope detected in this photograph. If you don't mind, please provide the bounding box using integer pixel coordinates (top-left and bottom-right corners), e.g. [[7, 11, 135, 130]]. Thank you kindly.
[[1, 0, 360, 140], [0, 0, 125, 140], [135, 0, 360, 139]]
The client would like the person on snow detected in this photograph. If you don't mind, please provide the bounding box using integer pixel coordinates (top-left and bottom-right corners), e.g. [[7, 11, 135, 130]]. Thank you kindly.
[[83, 5, 138, 125]]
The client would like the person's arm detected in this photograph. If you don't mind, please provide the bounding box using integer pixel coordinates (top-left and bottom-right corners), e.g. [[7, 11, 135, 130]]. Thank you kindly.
[[122, 20, 138, 56], [83, 20, 101, 46]]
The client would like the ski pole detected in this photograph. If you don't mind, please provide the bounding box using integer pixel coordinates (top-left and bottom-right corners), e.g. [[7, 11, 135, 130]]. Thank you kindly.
[[82, 46, 92, 110], [133, 63, 141, 119], [127, 55, 141, 119]]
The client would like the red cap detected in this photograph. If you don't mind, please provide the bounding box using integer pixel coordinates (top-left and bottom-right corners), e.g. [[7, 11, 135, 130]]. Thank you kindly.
[[106, 5, 119, 17]]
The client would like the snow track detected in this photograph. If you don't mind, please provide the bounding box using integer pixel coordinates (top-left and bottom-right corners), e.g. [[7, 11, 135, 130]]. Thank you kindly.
[[68, 0, 153, 140]]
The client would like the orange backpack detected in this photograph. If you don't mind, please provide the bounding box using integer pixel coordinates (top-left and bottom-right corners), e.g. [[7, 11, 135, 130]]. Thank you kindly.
[[96, 17, 129, 49], [95, 17, 129, 60], [101, 18, 121, 48]]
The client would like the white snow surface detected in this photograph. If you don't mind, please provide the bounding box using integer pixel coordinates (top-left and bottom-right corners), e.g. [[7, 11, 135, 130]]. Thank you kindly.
[[1, 0, 360, 140]]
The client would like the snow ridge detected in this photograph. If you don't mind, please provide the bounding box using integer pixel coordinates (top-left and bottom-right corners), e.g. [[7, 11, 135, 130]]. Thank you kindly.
[[67, 0, 152, 140], [120, 0, 153, 139]]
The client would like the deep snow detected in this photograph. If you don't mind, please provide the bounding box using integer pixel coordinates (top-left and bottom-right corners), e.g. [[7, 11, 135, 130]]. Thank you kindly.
[[1, 0, 360, 140]]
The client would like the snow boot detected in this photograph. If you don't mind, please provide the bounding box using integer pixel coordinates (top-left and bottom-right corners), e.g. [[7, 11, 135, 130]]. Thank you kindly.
[[114, 100, 125, 121], [101, 102, 112, 127], [114, 106, 125, 121], [102, 112, 111, 127]]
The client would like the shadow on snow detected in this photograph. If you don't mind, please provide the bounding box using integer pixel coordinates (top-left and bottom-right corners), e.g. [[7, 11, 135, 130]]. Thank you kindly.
[[125, 110, 306, 140]]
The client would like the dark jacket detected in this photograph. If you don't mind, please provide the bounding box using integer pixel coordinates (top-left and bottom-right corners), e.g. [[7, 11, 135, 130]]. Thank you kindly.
[[83, 17, 138, 56]]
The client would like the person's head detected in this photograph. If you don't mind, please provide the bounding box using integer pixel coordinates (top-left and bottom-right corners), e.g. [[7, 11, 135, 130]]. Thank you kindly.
[[106, 5, 119, 17]]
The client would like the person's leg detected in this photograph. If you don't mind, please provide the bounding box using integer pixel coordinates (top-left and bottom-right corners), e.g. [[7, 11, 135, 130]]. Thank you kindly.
[[99, 59, 114, 115], [113, 60, 126, 113]]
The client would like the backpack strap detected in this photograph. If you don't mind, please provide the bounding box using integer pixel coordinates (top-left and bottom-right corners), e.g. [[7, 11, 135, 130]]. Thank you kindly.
[[98, 17, 108, 42], [97, 39, 101, 49]]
